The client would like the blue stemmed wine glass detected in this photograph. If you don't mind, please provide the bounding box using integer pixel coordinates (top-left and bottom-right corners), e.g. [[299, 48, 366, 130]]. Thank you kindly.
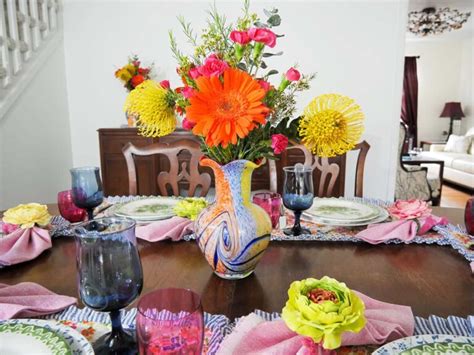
[[70, 166, 104, 221], [74, 217, 143, 354], [282, 164, 314, 236]]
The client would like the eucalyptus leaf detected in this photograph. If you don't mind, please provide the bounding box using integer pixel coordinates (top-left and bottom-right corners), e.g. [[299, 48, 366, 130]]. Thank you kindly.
[[266, 69, 279, 76], [267, 14, 281, 26], [276, 34, 285, 38], [255, 21, 269, 28], [237, 62, 247, 71], [263, 9, 272, 17], [262, 51, 283, 58]]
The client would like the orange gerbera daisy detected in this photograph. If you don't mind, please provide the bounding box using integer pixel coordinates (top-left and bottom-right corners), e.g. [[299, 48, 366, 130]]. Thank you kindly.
[[186, 67, 270, 148]]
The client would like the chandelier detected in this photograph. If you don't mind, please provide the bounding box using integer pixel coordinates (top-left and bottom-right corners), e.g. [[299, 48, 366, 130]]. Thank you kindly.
[[408, 7, 471, 36]]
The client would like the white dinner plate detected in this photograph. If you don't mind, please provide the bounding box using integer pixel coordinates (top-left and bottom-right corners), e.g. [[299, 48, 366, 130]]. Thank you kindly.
[[373, 334, 474, 354], [302, 208, 389, 227], [305, 198, 382, 222], [112, 197, 180, 221], [0, 319, 94, 355]]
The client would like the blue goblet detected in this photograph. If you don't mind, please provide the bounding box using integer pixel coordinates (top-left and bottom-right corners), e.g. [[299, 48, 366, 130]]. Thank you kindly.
[[282, 164, 314, 236], [70, 167, 104, 221], [74, 217, 143, 355]]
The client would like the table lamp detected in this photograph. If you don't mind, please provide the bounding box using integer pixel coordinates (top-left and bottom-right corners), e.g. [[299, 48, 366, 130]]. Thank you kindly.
[[440, 102, 465, 136]]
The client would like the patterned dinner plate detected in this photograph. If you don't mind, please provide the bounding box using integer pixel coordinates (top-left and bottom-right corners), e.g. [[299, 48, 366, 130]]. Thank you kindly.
[[0, 321, 71, 355], [112, 196, 180, 221], [0, 319, 94, 355], [305, 198, 382, 222], [373, 334, 474, 354]]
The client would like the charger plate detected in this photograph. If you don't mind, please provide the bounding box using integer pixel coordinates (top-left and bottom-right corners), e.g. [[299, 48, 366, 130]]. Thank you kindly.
[[0, 319, 94, 355], [373, 334, 474, 354]]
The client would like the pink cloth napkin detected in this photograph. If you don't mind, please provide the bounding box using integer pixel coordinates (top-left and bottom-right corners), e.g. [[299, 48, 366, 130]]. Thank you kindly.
[[218, 292, 414, 355], [135, 217, 194, 242], [355, 215, 448, 245], [0, 227, 52, 266], [0, 282, 76, 320]]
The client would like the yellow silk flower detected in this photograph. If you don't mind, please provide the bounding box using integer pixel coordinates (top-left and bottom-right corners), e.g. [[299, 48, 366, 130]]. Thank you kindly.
[[3, 203, 52, 229], [124, 80, 177, 137], [299, 94, 364, 157]]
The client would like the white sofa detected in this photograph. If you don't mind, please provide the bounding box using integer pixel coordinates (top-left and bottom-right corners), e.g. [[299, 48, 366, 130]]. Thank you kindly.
[[419, 129, 474, 189]]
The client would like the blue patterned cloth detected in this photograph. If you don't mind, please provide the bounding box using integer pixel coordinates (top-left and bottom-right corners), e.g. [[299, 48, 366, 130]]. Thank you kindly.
[[51, 196, 474, 265], [42, 306, 473, 354]]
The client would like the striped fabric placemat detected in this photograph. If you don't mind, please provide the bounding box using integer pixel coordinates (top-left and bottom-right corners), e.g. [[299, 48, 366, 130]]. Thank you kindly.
[[41, 306, 473, 354]]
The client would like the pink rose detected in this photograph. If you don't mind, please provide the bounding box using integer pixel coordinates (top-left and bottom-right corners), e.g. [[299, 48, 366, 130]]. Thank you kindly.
[[182, 118, 196, 131], [189, 67, 201, 79], [388, 199, 432, 220], [230, 30, 251, 45], [0, 222, 19, 234], [258, 79, 271, 92], [248, 27, 277, 48], [271, 134, 289, 155], [182, 86, 195, 99], [198, 54, 229, 77], [159, 80, 170, 89], [285, 67, 301, 82]]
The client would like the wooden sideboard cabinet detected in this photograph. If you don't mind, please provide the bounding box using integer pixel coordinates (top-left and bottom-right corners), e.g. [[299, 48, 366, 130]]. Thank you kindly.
[[98, 128, 346, 197]]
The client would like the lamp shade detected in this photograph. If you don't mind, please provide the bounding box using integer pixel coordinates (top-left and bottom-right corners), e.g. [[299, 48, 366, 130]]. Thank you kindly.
[[440, 102, 465, 119]]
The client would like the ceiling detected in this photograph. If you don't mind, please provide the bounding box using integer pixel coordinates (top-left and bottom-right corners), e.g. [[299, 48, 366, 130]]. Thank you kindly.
[[407, 0, 473, 40]]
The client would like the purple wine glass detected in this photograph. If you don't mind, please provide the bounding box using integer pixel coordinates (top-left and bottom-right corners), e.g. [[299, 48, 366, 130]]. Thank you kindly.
[[70, 166, 104, 221]]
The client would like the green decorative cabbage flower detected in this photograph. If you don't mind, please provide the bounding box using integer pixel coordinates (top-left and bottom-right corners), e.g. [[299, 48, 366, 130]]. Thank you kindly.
[[282, 276, 366, 350], [173, 198, 208, 220]]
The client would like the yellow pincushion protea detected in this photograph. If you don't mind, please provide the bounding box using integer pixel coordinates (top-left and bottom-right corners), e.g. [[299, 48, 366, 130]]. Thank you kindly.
[[299, 94, 364, 157], [3, 203, 51, 229], [124, 80, 177, 137]]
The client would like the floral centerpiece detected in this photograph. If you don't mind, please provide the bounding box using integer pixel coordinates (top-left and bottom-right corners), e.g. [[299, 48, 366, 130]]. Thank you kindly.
[[115, 55, 153, 126], [124, 1, 365, 279]]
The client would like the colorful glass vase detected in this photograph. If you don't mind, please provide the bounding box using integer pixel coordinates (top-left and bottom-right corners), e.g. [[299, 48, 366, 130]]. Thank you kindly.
[[195, 158, 272, 280]]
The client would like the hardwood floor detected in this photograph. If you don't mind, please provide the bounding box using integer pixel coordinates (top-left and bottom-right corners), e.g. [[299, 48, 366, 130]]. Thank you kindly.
[[440, 184, 472, 208]]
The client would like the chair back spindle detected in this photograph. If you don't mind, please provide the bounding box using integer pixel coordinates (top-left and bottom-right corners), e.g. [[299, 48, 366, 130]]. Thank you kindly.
[[122, 139, 211, 197]]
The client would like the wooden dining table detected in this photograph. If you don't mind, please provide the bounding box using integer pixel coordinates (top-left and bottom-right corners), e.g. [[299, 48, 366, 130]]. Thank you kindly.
[[1, 206, 473, 320]]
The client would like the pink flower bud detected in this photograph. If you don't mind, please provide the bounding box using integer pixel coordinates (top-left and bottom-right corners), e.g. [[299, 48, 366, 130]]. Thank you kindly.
[[159, 80, 170, 89], [285, 67, 301, 82]]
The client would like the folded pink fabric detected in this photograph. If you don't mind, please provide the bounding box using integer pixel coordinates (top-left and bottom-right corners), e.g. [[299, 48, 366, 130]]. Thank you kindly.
[[355, 215, 448, 245], [0, 227, 52, 266], [218, 292, 414, 354], [135, 217, 194, 242], [0, 282, 76, 320]]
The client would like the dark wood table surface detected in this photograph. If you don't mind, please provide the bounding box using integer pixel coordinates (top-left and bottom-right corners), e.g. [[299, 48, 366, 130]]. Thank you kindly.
[[1, 206, 472, 319]]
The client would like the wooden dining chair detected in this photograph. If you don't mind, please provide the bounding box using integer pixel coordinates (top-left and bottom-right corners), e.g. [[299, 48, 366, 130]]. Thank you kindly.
[[280, 140, 370, 198], [122, 139, 212, 197]]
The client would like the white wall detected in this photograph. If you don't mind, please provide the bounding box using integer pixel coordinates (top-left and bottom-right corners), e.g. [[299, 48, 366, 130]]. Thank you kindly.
[[0, 41, 73, 209], [405, 38, 473, 141], [63, 0, 408, 200]]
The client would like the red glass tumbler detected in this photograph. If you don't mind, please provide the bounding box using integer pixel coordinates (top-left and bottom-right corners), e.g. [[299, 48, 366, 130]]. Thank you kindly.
[[58, 190, 86, 223], [136, 288, 204, 354], [465, 197, 474, 235], [253, 192, 282, 229]]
